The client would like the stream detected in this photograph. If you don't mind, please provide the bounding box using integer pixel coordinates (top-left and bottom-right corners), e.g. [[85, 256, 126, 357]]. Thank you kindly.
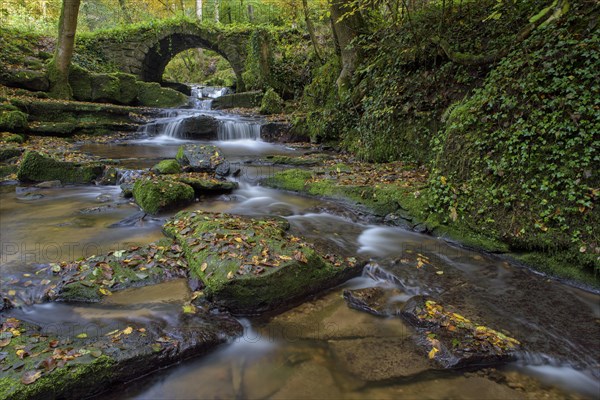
[[1, 86, 598, 399]]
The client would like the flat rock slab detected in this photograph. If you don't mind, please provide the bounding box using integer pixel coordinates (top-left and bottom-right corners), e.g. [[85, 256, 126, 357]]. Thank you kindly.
[[343, 286, 405, 317], [163, 210, 362, 315], [0, 310, 242, 400], [48, 239, 189, 303], [328, 337, 434, 381], [176, 144, 225, 173], [401, 296, 521, 369]]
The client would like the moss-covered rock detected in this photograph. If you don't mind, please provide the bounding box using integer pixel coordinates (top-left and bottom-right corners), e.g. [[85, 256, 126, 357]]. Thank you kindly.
[[17, 151, 104, 184], [2, 69, 49, 92], [0, 147, 22, 162], [174, 172, 238, 195], [1, 133, 26, 144], [152, 159, 182, 175], [0, 109, 28, 131], [50, 239, 188, 302], [136, 82, 187, 108], [0, 310, 241, 399], [175, 144, 225, 172], [260, 88, 284, 115], [132, 177, 195, 215], [212, 91, 263, 109], [163, 211, 362, 314]]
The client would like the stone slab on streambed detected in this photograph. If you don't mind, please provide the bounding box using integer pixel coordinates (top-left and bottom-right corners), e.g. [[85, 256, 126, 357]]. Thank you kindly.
[[175, 144, 225, 173], [162, 210, 362, 315], [47, 239, 189, 303], [0, 309, 242, 400]]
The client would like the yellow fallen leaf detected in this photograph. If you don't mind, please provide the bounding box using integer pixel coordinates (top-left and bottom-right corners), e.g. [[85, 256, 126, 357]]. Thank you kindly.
[[99, 288, 112, 296], [10, 329, 21, 337], [428, 347, 439, 359], [182, 304, 195, 314], [76, 333, 87, 339], [278, 255, 292, 261], [436, 271, 444, 275], [123, 327, 133, 335], [200, 263, 208, 272], [234, 237, 243, 243], [227, 271, 234, 280]]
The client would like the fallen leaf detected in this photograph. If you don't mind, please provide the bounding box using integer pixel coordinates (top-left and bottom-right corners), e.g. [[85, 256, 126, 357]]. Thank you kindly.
[[21, 370, 42, 385], [200, 263, 208, 272], [428, 347, 439, 359], [182, 304, 195, 314], [99, 288, 112, 296], [76, 333, 87, 339], [122, 327, 133, 335]]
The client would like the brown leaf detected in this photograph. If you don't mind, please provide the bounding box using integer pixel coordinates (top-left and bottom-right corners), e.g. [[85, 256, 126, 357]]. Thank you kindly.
[[21, 370, 42, 385]]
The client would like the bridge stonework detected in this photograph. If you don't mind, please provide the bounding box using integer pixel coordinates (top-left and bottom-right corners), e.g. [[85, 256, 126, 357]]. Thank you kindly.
[[93, 21, 250, 91]]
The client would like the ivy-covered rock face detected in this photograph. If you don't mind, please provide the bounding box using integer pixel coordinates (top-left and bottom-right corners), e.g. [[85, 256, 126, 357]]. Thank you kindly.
[[163, 211, 363, 314], [429, 2, 599, 275]]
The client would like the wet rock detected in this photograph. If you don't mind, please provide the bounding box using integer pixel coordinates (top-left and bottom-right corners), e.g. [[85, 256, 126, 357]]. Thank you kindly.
[[98, 167, 118, 185], [260, 122, 293, 142], [400, 296, 521, 368], [96, 194, 113, 203], [174, 172, 238, 196], [17, 151, 104, 184], [16, 192, 44, 201], [266, 289, 411, 341], [178, 115, 219, 140], [271, 361, 342, 399], [175, 144, 225, 173], [162, 211, 363, 315], [35, 180, 62, 188], [1, 69, 49, 92], [343, 286, 405, 317], [108, 211, 147, 228], [328, 337, 433, 381], [0, 310, 242, 400], [50, 239, 189, 302], [132, 176, 195, 215]]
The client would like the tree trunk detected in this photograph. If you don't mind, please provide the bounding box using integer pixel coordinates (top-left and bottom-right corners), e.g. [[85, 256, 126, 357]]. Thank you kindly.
[[302, 0, 323, 63], [48, 0, 81, 99], [330, 0, 365, 96], [214, 0, 219, 22], [196, 0, 203, 20], [118, 0, 132, 23]]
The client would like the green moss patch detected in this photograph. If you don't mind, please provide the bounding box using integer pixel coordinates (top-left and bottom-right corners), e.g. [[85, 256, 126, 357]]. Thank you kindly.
[[260, 88, 284, 115], [132, 177, 195, 215], [17, 151, 103, 184], [136, 82, 187, 108], [163, 211, 361, 314], [152, 159, 182, 175]]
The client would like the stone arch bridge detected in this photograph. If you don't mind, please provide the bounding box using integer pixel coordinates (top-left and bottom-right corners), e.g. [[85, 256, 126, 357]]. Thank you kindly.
[[90, 20, 251, 90]]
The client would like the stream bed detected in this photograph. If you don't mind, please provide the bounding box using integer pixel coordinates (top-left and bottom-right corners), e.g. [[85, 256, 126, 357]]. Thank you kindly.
[[1, 86, 598, 399]]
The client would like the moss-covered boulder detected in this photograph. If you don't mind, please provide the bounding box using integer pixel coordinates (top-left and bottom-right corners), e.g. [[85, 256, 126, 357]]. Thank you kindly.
[[132, 177, 195, 215], [152, 159, 182, 175], [175, 144, 225, 173], [0, 147, 22, 162], [0, 310, 241, 400], [2, 69, 49, 92], [136, 82, 187, 108], [0, 107, 28, 132], [211, 91, 263, 109], [163, 211, 362, 314], [17, 151, 104, 184], [260, 88, 284, 115], [174, 172, 238, 195], [1, 133, 26, 144]]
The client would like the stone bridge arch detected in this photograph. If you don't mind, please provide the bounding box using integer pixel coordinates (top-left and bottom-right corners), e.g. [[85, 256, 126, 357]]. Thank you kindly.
[[93, 21, 250, 91]]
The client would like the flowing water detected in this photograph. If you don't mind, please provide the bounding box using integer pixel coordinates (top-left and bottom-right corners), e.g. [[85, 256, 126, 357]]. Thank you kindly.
[[1, 86, 599, 399]]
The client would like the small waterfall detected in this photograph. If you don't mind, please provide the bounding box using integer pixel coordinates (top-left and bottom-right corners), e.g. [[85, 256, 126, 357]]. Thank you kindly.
[[191, 85, 232, 110], [218, 120, 261, 140], [162, 117, 186, 137]]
